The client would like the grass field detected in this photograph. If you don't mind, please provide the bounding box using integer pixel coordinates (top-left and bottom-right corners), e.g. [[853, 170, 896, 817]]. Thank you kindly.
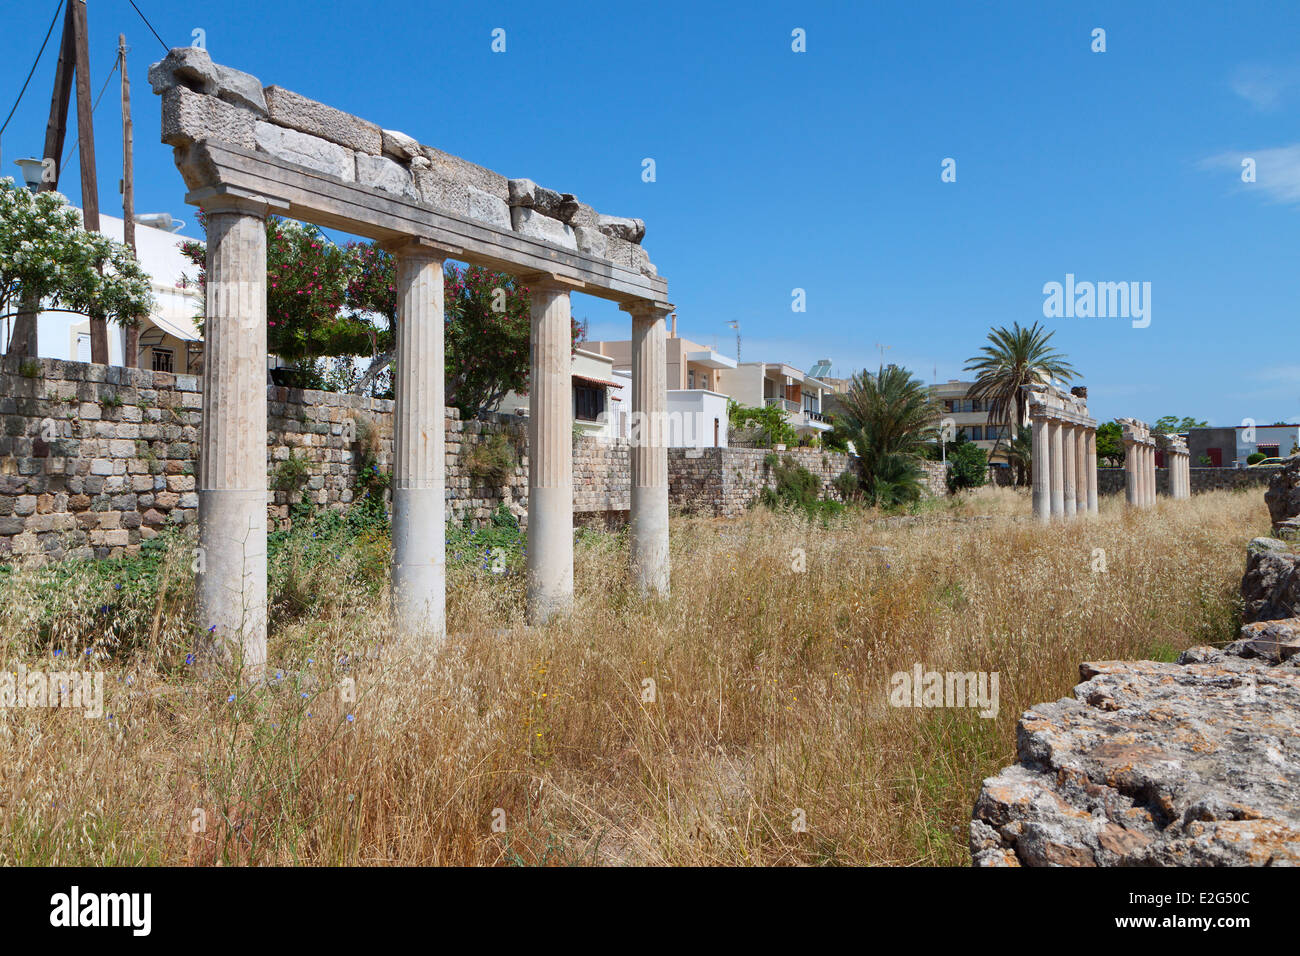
[[0, 486, 1268, 865]]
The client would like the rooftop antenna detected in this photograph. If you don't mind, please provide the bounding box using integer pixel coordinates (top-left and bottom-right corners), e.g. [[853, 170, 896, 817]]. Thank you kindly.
[[875, 342, 891, 367], [727, 320, 740, 362]]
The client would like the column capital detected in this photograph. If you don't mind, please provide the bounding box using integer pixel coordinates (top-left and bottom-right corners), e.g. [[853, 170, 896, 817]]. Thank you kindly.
[[381, 235, 460, 261], [518, 272, 585, 294], [186, 185, 290, 219], [619, 299, 674, 319]]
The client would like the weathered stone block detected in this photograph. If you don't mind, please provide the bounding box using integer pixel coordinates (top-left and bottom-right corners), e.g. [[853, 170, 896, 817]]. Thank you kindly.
[[381, 128, 421, 161], [264, 85, 382, 154], [511, 207, 577, 250], [355, 154, 418, 201], [254, 122, 356, 181], [467, 186, 511, 229], [148, 47, 267, 114], [597, 214, 646, 243], [421, 145, 508, 200], [160, 85, 258, 150]]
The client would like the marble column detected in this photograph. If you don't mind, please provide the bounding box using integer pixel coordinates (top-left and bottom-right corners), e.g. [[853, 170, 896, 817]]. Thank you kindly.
[[1085, 429, 1098, 515], [1049, 420, 1065, 517], [526, 280, 574, 624], [623, 302, 670, 596], [1145, 446, 1155, 507], [1073, 426, 1087, 514], [387, 239, 447, 643], [1061, 424, 1077, 518], [1031, 417, 1050, 524], [1124, 440, 1139, 506], [195, 196, 269, 681]]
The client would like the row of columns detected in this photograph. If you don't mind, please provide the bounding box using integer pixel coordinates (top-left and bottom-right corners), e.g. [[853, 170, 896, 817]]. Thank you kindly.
[[1119, 418, 1157, 508], [195, 195, 671, 680], [1160, 435, 1191, 500], [1026, 383, 1098, 524]]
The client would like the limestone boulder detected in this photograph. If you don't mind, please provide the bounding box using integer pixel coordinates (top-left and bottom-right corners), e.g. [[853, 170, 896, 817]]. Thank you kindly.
[[148, 47, 267, 115], [971, 645, 1300, 866], [1240, 536, 1300, 623], [1265, 455, 1300, 533], [264, 86, 382, 155]]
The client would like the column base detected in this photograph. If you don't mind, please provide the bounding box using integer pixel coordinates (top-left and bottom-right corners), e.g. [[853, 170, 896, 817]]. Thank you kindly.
[[526, 485, 574, 625], [630, 483, 669, 596], [391, 486, 447, 643], [197, 489, 268, 679]]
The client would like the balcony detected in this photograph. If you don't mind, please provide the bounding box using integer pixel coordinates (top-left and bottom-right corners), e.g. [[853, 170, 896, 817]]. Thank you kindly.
[[765, 397, 799, 414]]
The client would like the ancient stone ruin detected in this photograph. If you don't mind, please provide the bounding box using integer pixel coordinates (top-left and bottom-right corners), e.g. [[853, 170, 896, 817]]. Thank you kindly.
[[1117, 417, 1157, 508], [1158, 431, 1191, 500], [148, 47, 673, 677], [972, 512, 1300, 865], [1024, 382, 1098, 522]]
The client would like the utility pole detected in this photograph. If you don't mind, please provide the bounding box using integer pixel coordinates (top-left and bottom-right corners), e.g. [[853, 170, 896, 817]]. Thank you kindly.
[[71, 0, 106, 365], [120, 34, 139, 368]]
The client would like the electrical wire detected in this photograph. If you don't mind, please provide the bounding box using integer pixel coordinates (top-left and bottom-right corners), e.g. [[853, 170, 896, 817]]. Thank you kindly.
[[126, 0, 170, 54], [0, 0, 66, 140]]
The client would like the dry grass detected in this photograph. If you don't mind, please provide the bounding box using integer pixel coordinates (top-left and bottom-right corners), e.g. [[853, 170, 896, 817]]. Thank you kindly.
[[0, 487, 1268, 866]]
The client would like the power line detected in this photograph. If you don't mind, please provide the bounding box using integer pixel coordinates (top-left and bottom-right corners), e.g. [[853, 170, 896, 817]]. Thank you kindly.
[[0, 0, 66, 141], [126, 0, 170, 54]]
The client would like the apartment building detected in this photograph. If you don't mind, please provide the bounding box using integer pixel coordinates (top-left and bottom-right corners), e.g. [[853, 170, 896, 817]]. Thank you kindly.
[[715, 361, 833, 438], [929, 379, 1013, 464]]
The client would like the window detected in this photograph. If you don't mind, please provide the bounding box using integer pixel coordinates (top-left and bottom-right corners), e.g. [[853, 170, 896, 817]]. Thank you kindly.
[[151, 348, 175, 373], [985, 424, 1006, 440], [573, 382, 606, 423]]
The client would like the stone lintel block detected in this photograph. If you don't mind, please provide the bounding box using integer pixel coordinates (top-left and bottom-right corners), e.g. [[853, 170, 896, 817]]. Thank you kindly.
[[355, 153, 418, 201], [597, 214, 646, 243], [421, 145, 508, 201], [254, 122, 356, 182], [467, 186, 511, 229], [160, 85, 261, 151], [511, 206, 577, 250], [148, 47, 268, 115], [264, 85, 383, 154]]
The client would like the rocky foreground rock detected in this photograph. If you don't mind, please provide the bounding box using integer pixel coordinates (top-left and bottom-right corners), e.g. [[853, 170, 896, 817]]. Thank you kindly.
[[970, 629, 1300, 866]]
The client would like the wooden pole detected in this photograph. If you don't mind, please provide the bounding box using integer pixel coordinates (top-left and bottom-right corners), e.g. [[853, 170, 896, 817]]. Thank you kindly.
[[120, 34, 140, 369], [71, 0, 107, 365]]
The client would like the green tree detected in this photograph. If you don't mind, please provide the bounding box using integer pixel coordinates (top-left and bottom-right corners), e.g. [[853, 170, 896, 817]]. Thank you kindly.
[[728, 399, 797, 447], [1096, 421, 1125, 466], [964, 321, 1076, 462], [946, 434, 988, 492], [1153, 415, 1207, 434], [1, 179, 153, 358], [834, 364, 940, 507]]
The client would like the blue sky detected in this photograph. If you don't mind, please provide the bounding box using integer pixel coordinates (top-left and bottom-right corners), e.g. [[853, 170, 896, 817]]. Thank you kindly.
[[3, 0, 1298, 425]]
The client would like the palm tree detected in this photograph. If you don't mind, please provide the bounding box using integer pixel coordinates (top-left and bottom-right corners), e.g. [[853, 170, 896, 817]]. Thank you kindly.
[[835, 364, 941, 506], [1005, 425, 1032, 487], [964, 321, 1076, 464]]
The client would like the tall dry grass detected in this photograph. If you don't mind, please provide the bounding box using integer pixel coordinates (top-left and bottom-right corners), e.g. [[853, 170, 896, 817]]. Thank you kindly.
[[0, 487, 1268, 865]]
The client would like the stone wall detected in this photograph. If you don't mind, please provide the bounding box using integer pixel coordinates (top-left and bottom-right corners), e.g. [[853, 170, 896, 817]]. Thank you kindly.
[[669, 446, 855, 518], [0, 358, 634, 563], [3, 359, 914, 563], [1096, 466, 1276, 497]]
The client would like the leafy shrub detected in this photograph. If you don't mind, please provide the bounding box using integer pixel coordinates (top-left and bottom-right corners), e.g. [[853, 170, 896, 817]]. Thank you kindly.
[[465, 431, 517, 487], [946, 438, 988, 493], [761, 454, 845, 520], [1247, 452, 1267, 465], [729, 400, 797, 448], [271, 451, 310, 493]]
